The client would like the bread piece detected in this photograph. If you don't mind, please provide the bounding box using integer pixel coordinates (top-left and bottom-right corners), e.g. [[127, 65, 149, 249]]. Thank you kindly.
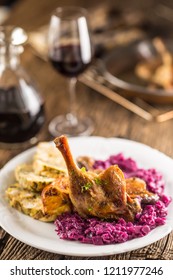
[[15, 164, 55, 192], [33, 142, 67, 177], [6, 184, 56, 222]]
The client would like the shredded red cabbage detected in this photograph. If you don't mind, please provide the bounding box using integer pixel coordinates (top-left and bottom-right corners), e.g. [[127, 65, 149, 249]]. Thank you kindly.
[[54, 153, 171, 245]]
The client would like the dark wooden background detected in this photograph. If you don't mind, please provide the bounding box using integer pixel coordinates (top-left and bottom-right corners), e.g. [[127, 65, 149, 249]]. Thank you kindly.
[[0, 0, 173, 259]]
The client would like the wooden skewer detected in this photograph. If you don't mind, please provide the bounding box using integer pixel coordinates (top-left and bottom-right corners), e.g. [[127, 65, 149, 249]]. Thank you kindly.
[[79, 74, 153, 121]]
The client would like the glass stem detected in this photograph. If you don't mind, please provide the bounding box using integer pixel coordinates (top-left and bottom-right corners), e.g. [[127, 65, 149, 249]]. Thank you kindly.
[[66, 77, 78, 126]]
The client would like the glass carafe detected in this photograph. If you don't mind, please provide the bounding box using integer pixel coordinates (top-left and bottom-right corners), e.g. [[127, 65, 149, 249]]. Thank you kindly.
[[0, 26, 45, 147]]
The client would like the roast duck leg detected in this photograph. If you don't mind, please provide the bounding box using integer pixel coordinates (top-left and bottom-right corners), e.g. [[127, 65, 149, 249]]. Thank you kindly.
[[54, 135, 142, 222]]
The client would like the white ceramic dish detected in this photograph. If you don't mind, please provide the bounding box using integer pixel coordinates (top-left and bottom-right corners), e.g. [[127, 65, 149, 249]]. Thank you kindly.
[[0, 136, 173, 256]]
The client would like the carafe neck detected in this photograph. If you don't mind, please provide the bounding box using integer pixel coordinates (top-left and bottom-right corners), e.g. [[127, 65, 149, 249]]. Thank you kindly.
[[0, 44, 21, 71]]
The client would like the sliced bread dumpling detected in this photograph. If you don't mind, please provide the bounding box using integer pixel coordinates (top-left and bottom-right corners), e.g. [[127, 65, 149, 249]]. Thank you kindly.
[[6, 184, 56, 222], [15, 164, 55, 192], [33, 142, 67, 177]]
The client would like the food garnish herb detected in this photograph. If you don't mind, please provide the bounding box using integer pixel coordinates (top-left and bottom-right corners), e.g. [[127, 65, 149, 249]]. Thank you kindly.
[[81, 167, 86, 172], [81, 182, 92, 192], [94, 178, 103, 185]]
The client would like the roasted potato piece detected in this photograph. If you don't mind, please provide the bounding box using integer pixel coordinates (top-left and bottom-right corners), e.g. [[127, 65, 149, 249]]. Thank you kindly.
[[41, 176, 72, 216], [126, 177, 158, 204]]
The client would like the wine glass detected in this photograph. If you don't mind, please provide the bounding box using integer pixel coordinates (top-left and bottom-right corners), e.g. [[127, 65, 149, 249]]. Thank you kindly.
[[48, 6, 94, 137]]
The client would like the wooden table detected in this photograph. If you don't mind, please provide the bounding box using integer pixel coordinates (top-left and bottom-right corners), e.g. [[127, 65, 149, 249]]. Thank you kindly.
[[0, 0, 173, 260]]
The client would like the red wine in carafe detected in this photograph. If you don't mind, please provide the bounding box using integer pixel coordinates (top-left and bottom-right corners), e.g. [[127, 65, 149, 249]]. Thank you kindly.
[[0, 84, 45, 143]]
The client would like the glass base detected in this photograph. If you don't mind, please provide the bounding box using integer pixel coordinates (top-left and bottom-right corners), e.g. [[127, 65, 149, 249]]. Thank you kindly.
[[48, 115, 94, 137]]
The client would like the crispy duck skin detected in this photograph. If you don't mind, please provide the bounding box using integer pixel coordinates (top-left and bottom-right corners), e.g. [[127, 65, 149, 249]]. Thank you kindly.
[[54, 135, 141, 222], [77, 156, 158, 204], [126, 177, 158, 204]]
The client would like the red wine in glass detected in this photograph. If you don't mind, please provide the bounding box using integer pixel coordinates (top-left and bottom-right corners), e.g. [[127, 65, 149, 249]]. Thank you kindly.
[[48, 6, 94, 137], [50, 44, 92, 77]]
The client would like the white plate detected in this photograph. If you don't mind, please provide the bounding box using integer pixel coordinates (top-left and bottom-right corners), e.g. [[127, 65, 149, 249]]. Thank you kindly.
[[0, 136, 173, 257]]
